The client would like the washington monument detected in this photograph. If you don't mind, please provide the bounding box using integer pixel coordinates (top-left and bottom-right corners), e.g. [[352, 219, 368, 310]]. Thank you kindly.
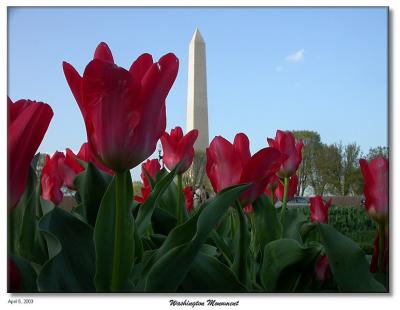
[[186, 28, 209, 151]]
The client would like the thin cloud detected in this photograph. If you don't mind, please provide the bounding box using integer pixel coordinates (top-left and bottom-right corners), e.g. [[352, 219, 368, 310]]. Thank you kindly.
[[285, 49, 305, 63]]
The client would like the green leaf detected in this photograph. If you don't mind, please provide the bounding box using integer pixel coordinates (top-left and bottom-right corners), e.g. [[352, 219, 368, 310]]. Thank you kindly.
[[40, 197, 55, 215], [8, 166, 47, 265], [260, 239, 321, 291], [37, 207, 95, 292], [151, 206, 177, 235], [252, 194, 282, 253], [74, 162, 112, 227], [210, 230, 234, 265], [136, 165, 180, 236], [141, 208, 202, 276], [232, 201, 250, 287], [144, 184, 249, 291], [9, 254, 38, 292], [316, 223, 386, 292], [94, 171, 135, 292], [282, 208, 308, 241], [181, 252, 246, 292], [153, 168, 180, 216]]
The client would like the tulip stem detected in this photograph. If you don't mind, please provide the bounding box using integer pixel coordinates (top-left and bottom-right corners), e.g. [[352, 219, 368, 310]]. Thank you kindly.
[[280, 177, 289, 226], [111, 172, 124, 292], [176, 174, 183, 225], [271, 189, 276, 206], [378, 222, 386, 273], [233, 200, 249, 286]]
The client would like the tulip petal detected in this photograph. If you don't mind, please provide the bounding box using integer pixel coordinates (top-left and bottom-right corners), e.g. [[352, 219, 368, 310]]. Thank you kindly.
[[234, 133, 251, 167], [206, 136, 242, 193], [129, 53, 153, 82], [82, 59, 141, 171], [359, 157, 388, 221], [129, 53, 179, 165], [41, 152, 65, 205], [161, 128, 198, 174], [309, 195, 330, 223], [93, 42, 114, 63], [8, 100, 53, 208], [63, 61, 84, 113], [8, 97, 30, 123], [239, 147, 282, 205], [59, 148, 85, 189]]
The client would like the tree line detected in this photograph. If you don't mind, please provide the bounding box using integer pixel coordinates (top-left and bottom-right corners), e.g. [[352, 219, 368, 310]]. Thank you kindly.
[[293, 130, 388, 197]]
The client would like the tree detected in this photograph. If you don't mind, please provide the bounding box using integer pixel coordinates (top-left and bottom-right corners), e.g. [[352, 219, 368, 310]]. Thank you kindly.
[[341, 143, 362, 195], [292, 130, 322, 196], [367, 146, 388, 160], [310, 143, 342, 196]]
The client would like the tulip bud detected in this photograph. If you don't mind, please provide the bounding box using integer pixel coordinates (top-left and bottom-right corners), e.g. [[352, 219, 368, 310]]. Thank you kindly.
[[359, 157, 388, 224], [161, 127, 198, 175]]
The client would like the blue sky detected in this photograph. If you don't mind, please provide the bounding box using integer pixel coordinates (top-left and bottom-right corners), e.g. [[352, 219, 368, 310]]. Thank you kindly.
[[8, 7, 388, 180]]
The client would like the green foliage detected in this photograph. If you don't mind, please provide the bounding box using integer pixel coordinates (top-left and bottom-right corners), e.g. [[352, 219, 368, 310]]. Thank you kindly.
[[8, 155, 385, 293], [298, 205, 376, 254], [37, 206, 96, 292], [293, 130, 386, 196], [260, 239, 321, 292], [292, 130, 321, 196], [251, 194, 282, 254], [143, 184, 249, 291], [367, 146, 389, 161], [74, 162, 112, 227], [9, 254, 38, 292], [94, 171, 135, 292], [8, 165, 48, 265], [316, 223, 385, 292], [182, 252, 245, 292], [136, 165, 181, 236]]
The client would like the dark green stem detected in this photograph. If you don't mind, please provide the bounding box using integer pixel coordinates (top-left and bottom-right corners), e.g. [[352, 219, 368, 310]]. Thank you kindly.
[[233, 200, 249, 286], [280, 177, 289, 226], [176, 174, 183, 225], [8, 214, 15, 254], [111, 172, 124, 292], [271, 188, 276, 205], [378, 222, 386, 273]]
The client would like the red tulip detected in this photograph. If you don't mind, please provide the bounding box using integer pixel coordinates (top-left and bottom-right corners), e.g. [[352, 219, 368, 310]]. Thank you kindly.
[[370, 230, 388, 273], [63, 42, 179, 172], [267, 130, 303, 178], [315, 255, 331, 282], [243, 205, 253, 214], [206, 133, 283, 206], [134, 159, 161, 203], [161, 127, 198, 174], [141, 159, 161, 188], [183, 186, 194, 212], [309, 195, 331, 223], [8, 97, 53, 209], [41, 152, 65, 205], [359, 156, 389, 223], [134, 186, 151, 204], [275, 175, 298, 201], [265, 174, 280, 193], [75, 142, 115, 175], [58, 148, 85, 189], [8, 257, 21, 291], [52, 143, 114, 191]]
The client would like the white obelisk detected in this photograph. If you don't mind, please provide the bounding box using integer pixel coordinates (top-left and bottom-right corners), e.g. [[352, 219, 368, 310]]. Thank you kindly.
[[187, 28, 209, 151]]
